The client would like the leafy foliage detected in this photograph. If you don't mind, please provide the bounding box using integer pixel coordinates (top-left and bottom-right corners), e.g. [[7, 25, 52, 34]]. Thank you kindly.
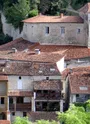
[[0, 34, 13, 45], [4, 0, 30, 28], [57, 103, 90, 124], [13, 116, 31, 124], [36, 120, 58, 124], [29, 9, 38, 17]]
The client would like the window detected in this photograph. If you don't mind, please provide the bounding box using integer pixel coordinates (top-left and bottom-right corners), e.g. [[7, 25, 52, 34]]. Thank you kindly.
[[46, 77, 49, 80], [9, 97, 13, 104], [79, 86, 88, 90], [12, 112, 15, 116], [77, 29, 80, 34], [76, 94, 79, 97], [61, 27, 65, 34], [19, 76, 21, 79], [17, 76, 22, 89], [1, 97, 4, 104], [17, 97, 23, 103], [23, 112, 27, 117], [45, 27, 49, 34]]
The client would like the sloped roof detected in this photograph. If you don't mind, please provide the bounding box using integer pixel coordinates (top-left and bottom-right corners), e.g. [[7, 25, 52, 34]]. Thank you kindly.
[[78, 3, 90, 13], [69, 66, 90, 94], [0, 120, 10, 124], [0, 75, 8, 81], [0, 38, 90, 62], [0, 38, 33, 51], [0, 61, 60, 76], [23, 15, 84, 23], [34, 80, 62, 90], [8, 90, 33, 97], [28, 112, 57, 122]]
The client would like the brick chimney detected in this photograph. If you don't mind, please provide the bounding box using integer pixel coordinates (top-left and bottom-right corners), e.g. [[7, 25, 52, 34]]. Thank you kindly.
[[60, 13, 64, 18]]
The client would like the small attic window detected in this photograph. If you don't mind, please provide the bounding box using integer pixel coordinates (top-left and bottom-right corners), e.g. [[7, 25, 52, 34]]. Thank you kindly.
[[39, 70, 43, 73], [79, 86, 88, 90], [50, 68, 55, 72], [46, 77, 49, 80], [19, 76, 21, 79]]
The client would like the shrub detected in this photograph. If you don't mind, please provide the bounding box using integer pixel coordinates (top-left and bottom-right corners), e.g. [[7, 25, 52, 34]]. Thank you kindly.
[[29, 9, 38, 17]]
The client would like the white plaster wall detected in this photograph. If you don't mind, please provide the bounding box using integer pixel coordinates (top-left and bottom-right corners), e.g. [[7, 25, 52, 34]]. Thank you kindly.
[[1, 12, 23, 40], [8, 75, 61, 91], [10, 111, 23, 122], [8, 76, 34, 91]]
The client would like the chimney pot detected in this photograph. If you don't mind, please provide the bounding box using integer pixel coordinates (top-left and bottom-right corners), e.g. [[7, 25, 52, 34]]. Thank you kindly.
[[35, 49, 40, 54], [60, 13, 64, 18]]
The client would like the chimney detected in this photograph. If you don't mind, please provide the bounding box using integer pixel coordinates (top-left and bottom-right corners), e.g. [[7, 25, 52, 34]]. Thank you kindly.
[[60, 13, 64, 18], [39, 13, 42, 16], [12, 48, 17, 53], [35, 49, 40, 54]]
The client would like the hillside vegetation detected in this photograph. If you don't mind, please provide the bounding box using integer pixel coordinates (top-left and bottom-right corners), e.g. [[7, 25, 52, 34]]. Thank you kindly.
[[0, 0, 90, 28], [0, 0, 90, 45]]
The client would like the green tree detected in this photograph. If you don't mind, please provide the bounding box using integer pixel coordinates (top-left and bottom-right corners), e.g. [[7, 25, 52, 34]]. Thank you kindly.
[[13, 116, 31, 124], [4, 0, 30, 28], [57, 104, 90, 124], [36, 120, 58, 124]]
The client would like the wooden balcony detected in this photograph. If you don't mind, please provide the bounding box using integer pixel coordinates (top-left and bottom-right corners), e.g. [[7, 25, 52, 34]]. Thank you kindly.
[[36, 91, 61, 100], [9, 103, 31, 111]]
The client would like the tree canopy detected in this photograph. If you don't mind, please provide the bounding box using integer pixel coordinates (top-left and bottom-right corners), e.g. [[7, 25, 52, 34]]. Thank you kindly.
[[57, 101, 90, 124], [0, 0, 90, 28]]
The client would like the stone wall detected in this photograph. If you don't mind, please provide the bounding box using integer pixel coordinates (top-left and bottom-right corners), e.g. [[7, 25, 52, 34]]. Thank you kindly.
[[23, 22, 87, 45], [1, 12, 23, 40]]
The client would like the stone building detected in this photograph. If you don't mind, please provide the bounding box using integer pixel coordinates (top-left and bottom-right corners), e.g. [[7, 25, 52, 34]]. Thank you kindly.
[[22, 3, 90, 47]]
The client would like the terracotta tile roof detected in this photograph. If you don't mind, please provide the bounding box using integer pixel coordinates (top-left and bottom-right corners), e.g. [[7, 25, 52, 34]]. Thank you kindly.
[[0, 120, 10, 124], [0, 75, 8, 81], [28, 112, 57, 122], [68, 66, 90, 94], [78, 3, 90, 13], [34, 80, 62, 90], [8, 90, 33, 97], [23, 15, 84, 23], [29, 44, 90, 60], [0, 40, 90, 62], [0, 61, 60, 76], [0, 51, 64, 63], [0, 37, 33, 51]]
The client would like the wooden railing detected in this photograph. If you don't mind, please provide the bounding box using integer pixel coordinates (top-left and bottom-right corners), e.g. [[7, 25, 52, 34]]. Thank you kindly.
[[9, 103, 31, 111], [36, 93, 61, 100]]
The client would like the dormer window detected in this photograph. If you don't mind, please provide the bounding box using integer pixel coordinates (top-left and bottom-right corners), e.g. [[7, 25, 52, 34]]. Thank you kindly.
[[19, 76, 21, 79], [79, 86, 88, 90]]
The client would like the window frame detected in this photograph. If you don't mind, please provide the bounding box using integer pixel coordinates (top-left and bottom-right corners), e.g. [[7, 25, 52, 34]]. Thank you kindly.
[[60, 27, 65, 35], [77, 28, 81, 34], [45, 26, 49, 34]]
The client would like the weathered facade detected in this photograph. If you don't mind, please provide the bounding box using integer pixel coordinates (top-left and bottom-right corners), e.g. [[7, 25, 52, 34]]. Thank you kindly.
[[23, 22, 87, 46], [1, 2, 90, 122]]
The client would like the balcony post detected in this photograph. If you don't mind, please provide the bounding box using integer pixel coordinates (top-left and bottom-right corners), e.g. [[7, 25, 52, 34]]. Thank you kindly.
[[13, 97, 16, 111], [60, 99, 63, 112], [6, 97, 10, 121], [7, 97, 9, 111], [32, 92, 36, 112]]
